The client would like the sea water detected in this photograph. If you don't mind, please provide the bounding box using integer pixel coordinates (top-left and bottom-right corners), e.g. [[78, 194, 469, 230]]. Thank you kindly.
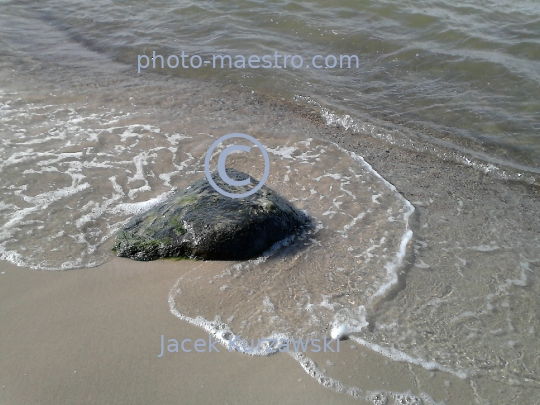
[[1, 1, 539, 404]]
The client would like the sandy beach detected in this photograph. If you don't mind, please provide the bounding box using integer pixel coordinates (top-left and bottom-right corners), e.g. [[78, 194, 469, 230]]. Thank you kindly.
[[0, 258, 365, 405], [1, 2, 539, 403], [1, 119, 537, 403]]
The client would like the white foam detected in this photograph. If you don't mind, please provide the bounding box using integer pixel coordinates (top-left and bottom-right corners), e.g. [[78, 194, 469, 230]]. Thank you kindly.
[[111, 192, 172, 216], [392, 392, 423, 405], [300, 95, 539, 183], [469, 245, 500, 252], [266, 145, 298, 159], [366, 392, 388, 405], [330, 306, 369, 340], [349, 335, 468, 379], [338, 148, 415, 302]]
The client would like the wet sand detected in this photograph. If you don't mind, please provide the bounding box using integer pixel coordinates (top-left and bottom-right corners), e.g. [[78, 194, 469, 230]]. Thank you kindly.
[[0, 258, 364, 405], [1, 3, 539, 402], [2, 115, 537, 403], [0, 256, 482, 405]]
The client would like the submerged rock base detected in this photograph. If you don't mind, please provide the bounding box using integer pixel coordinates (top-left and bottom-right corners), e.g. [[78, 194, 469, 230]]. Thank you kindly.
[[114, 169, 308, 261]]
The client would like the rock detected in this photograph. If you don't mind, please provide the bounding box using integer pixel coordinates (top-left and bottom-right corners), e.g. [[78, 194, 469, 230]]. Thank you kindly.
[[114, 168, 308, 261]]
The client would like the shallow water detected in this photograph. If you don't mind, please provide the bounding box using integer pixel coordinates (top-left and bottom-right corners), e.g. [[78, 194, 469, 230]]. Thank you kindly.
[[1, 2, 540, 404], [170, 134, 413, 341], [8, 0, 540, 169]]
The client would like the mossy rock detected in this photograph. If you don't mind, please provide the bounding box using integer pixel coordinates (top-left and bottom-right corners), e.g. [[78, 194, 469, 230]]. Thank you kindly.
[[114, 168, 308, 261]]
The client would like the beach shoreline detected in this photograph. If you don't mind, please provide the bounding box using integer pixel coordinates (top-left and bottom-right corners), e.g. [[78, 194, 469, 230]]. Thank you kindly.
[[1, 104, 538, 403], [0, 258, 365, 405], [1, 10, 539, 401]]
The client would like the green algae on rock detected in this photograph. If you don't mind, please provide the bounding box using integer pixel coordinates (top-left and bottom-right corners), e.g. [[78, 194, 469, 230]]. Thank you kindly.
[[114, 169, 308, 261]]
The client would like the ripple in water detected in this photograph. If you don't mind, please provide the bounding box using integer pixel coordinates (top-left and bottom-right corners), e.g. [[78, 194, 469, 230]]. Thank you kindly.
[[1, 83, 429, 401], [2, 7, 540, 401], [0, 90, 192, 269], [169, 134, 414, 342]]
